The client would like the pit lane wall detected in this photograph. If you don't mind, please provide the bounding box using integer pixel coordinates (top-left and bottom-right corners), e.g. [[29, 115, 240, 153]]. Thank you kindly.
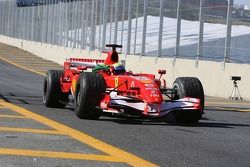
[[1, 35, 250, 100]]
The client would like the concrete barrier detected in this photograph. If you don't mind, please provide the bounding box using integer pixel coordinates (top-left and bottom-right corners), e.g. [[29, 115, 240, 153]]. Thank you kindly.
[[1, 35, 249, 100]]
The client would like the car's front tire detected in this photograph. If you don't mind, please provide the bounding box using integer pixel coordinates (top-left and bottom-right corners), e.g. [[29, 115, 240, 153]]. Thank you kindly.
[[74, 72, 106, 119], [172, 77, 204, 123]]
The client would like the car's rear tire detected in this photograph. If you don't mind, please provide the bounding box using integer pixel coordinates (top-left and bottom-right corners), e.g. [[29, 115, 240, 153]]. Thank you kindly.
[[43, 70, 68, 108], [74, 72, 106, 119], [172, 77, 204, 123]]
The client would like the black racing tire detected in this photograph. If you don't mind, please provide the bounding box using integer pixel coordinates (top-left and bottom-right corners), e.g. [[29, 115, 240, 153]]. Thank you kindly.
[[172, 77, 204, 123], [74, 72, 106, 119], [43, 70, 68, 108]]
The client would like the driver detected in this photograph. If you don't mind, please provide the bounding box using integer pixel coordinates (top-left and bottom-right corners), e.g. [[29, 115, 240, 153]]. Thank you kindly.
[[112, 62, 125, 75], [93, 46, 125, 74]]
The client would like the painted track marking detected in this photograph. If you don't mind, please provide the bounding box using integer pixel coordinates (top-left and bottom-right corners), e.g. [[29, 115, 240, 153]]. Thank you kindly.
[[0, 100, 158, 166], [0, 127, 65, 135], [0, 148, 120, 162], [0, 114, 28, 119], [0, 57, 45, 76]]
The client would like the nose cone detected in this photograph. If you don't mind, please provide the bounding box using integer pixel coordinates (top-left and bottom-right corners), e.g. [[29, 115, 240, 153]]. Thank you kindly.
[[140, 82, 163, 104], [129, 75, 163, 104]]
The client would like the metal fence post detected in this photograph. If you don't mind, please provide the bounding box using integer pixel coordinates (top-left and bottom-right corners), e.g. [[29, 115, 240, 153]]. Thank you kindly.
[[120, 0, 125, 46], [90, 0, 96, 50], [57, 1, 62, 46], [94, 0, 99, 50], [46, 0, 50, 43], [14, 5, 19, 38], [41, 0, 46, 44], [0, 3, 3, 34], [49, 1, 53, 44], [34, 5, 38, 42], [8, 2, 12, 37], [196, 0, 204, 67], [157, 0, 165, 61], [133, 0, 139, 54], [114, 0, 118, 44], [77, 0, 82, 49], [52, 3, 57, 45], [13, 2, 16, 38], [109, 0, 114, 44], [126, 0, 132, 56], [223, 0, 233, 68], [20, 7, 23, 39], [71, 1, 76, 48], [7, 1, 12, 37], [174, 0, 182, 64], [10, 2, 15, 37], [31, 6, 35, 41], [102, 0, 107, 50], [85, 0, 90, 49], [81, 1, 86, 49], [25, 4, 29, 40], [141, 0, 148, 57], [69, 1, 72, 47], [75, 0, 79, 48], [98, 0, 103, 50]]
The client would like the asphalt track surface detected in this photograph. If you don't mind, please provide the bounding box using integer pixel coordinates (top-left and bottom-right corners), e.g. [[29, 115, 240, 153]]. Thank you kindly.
[[0, 58, 250, 167]]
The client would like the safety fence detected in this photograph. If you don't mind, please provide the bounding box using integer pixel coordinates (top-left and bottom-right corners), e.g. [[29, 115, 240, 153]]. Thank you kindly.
[[0, 0, 250, 64]]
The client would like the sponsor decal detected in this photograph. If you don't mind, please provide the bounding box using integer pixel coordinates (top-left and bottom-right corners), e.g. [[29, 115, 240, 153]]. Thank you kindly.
[[131, 76, 152, 84], [145, 83, 155, 87], [145, 87, 158, 90], [140, 80, 152, 84], [150, 94, 160, 97]]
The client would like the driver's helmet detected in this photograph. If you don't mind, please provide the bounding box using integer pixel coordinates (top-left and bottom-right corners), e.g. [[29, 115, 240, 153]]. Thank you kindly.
[[112, 62, 125, 74]]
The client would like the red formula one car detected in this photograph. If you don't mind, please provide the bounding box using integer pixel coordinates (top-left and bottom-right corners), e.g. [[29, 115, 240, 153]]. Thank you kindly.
[[43, 44, 204, 123]]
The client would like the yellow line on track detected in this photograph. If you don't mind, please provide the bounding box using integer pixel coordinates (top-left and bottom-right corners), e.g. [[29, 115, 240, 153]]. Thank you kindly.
[[0, 57, 45, 76], [0, 148, 120, 162], [0, 127, 65, 135], [0, 114, 28, 119], [0, 100, 158, 166]]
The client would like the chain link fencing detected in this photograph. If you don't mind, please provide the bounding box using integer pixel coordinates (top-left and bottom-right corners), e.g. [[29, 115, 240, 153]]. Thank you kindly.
[[0, 0, 250, 64]]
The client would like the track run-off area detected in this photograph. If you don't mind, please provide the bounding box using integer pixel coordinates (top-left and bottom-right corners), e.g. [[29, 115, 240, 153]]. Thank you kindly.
[[0, 43, 250, 167]]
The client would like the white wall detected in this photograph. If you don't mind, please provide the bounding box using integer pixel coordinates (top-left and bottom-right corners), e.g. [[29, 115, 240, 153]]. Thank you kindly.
[[1, 35, 249, 100]]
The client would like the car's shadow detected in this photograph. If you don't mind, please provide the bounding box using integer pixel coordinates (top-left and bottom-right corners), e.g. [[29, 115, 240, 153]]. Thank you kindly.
[[96, 115, 250, 129], [64, 104, 250, 128], [0, 93, 43, 105]]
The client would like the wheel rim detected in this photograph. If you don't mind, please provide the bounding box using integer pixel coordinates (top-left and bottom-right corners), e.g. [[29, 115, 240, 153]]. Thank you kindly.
[[172, 83, 181, 99], [76, 88, 81, 109]]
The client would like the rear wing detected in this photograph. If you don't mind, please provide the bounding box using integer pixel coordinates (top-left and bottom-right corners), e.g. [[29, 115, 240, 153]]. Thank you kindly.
[[64, 58, 105, 71], [106, 44, 122, 52]]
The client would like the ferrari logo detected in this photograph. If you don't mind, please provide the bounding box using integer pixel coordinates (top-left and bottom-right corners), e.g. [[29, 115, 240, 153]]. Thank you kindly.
[[71, 78, 77, 95], [115, 77, 119, 87]]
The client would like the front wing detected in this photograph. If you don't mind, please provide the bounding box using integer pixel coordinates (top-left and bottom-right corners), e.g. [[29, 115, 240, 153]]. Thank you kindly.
[[103, 95, 201, 117]]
